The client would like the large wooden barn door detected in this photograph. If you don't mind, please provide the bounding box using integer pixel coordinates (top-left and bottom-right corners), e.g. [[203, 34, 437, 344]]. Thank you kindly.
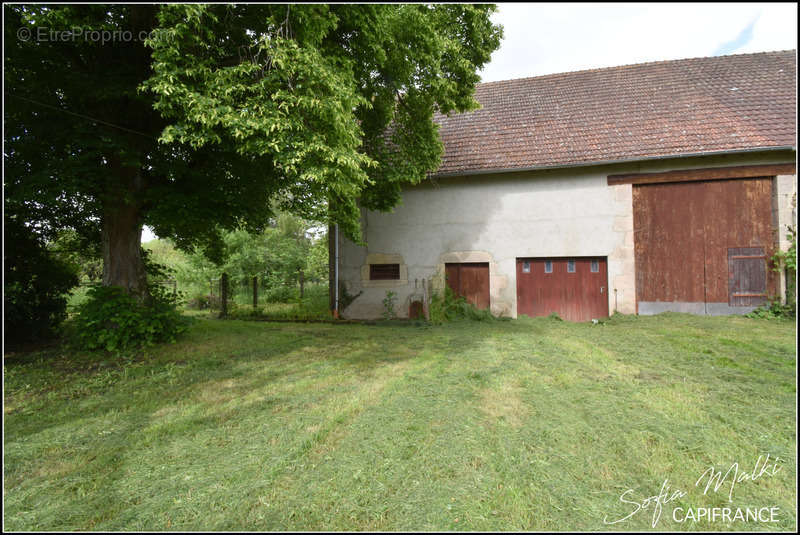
[[445, 263, 490, 309], [633, 177, 774, 314]]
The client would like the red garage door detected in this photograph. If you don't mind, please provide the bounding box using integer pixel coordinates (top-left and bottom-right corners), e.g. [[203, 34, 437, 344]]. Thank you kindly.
[[516, 257, 609, 322], [445, 263, 490, 309]]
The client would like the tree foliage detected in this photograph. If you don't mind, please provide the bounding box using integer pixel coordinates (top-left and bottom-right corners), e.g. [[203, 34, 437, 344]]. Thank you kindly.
[[49, 229, 103, 282], [146, 212, 328, 298], [5, 4, 501, 298], [143, 3, 502, 238], [4, 217, 80, 345]]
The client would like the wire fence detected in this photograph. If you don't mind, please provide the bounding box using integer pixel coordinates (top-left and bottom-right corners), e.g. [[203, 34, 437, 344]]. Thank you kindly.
[[207, 271, 313, 313], [67, 273, 328, 319]]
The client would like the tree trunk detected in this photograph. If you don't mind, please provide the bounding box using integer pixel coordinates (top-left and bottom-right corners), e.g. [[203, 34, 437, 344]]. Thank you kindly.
[[101, 161, 147, 299], [328, 223, 336, 311], [101, 201, 147, 298]]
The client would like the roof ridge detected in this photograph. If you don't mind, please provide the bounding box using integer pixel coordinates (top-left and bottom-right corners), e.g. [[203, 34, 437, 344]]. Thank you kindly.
[[477, 49, 797, 86]]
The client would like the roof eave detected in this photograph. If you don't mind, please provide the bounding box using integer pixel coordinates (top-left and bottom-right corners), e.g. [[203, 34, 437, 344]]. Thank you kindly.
[[429, 146, 797, 179]]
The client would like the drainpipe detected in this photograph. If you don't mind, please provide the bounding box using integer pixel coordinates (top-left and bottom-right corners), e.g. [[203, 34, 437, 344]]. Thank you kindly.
[[333, 223, 339, 319]]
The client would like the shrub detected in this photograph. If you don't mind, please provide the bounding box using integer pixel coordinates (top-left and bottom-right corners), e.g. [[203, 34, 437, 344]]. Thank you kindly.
[[4, 219, 80, 346], [429, 286, 495, 324], [382, 291, 398, 320], [72, 284, 189, 352], [185, 293, 211, 310], [745, 299, 796, 320], [263, 285, 298, 303], [771, 220, 797, 316]]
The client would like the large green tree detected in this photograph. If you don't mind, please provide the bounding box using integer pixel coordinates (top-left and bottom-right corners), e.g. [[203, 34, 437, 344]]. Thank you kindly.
[[5, 4, 501, 298]]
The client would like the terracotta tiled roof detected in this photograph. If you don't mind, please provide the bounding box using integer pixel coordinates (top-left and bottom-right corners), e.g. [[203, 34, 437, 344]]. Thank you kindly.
[[433, 50, 796, 176]]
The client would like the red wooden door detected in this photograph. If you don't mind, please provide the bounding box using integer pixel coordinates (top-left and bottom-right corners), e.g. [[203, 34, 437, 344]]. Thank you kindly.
[[633, 178, 775, 310], [445, 263, 490, 309], [728, 247, 768, 306], [516, 257, 609, 321]]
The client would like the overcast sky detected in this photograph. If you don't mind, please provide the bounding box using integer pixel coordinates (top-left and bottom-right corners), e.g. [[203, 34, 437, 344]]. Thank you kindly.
[[142, 2, 796, 243], [480, 2, 797, 82]]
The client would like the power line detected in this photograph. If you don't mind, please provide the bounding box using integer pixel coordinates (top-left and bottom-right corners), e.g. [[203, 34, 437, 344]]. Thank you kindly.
[[8, 94, 158, 140]]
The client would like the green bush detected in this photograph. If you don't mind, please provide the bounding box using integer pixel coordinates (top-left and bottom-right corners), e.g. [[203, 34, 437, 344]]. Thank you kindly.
[[382, 291, 398, 320], [263, 285, 298, 303], [4, 219, 80, 346], [771, 220, 797, 315], [72, 285, 189, 352], [746, 299, 796, 320], [429, 286, 495, 324], [185, 293, 211, 310]]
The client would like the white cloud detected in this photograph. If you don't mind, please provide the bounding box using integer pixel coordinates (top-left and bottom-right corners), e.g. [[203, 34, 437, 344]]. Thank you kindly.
[[480, 2, 797, 82], [733, 3, 798, 54]]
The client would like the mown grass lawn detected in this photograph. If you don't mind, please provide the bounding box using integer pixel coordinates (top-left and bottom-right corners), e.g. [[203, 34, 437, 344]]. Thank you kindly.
[[3, 313, 796, 531]]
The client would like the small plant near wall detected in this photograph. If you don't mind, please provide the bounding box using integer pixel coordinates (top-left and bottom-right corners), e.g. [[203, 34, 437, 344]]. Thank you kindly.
[[745, 298, 795, 319], [763, 194, 797, 318], [382, 291, 398, 320], [338, 281, 362, 312], [428, 286, 495, 324], [754, 194, 796, 319], [773, 223, 797, 287]]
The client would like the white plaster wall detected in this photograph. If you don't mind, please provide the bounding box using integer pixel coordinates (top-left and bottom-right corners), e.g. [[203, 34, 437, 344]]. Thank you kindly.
[[339, 167, 633, 319], [338, 151, 796, 319]]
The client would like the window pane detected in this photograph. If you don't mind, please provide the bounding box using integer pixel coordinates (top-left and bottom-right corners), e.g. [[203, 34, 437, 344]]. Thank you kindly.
[[544, 261, 552, 273], [522, 261, 531, 273], [591, 260, 599, 273], [567, 260, 575, 273]]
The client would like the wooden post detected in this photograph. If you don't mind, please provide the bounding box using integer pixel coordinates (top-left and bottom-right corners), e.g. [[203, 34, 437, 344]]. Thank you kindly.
[[253, 276, 258, 310], [209, 279, 214, 310], [220, 273, 228, 318], [299, 269, 305, 299]]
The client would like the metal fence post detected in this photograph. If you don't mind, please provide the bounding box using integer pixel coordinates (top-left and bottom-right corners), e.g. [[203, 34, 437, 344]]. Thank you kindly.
[[220, 273, 228, 318]]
